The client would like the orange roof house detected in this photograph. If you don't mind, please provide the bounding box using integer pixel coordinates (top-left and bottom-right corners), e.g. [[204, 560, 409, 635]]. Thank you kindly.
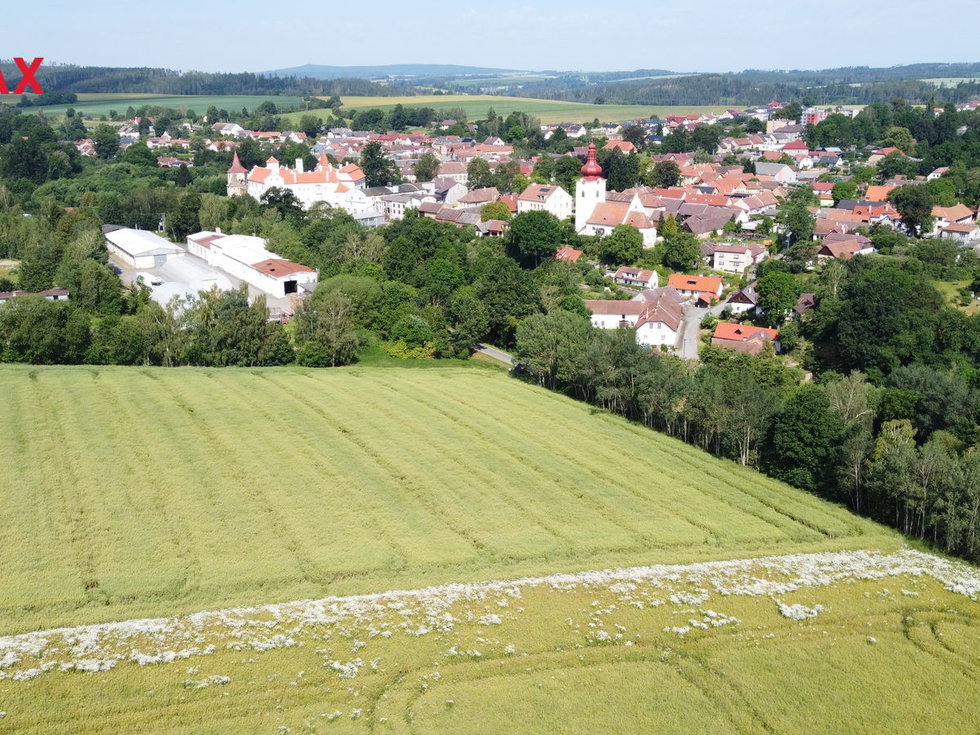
[[711, 322, 779, 355], [667, 274, 724, 300]]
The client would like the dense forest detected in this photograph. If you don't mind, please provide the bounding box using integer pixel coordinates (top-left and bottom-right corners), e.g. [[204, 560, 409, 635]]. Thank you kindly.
[[0, 62, 413, 98], [485, 64, 980, 106]]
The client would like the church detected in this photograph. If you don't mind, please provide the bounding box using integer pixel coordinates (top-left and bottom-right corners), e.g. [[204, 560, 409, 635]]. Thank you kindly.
[[574, 142, 658, 247], [226, 152, 373, 215]]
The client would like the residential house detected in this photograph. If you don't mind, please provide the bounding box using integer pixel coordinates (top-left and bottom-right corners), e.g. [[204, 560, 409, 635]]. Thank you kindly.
[[585, 287, 684, 348], [704, 243, 768, 274], [555, 247, 583, 262], [667, 274, 724, 303], [0, 288, 70, 305], [754, 162, 797, 184], [727, 282, 760, 315], [816, 237, 875, 261], [613, 267, 658, 289], [457, 187, 500, 209], [711, 322, 779, 355], [517, 183, 573, 220]]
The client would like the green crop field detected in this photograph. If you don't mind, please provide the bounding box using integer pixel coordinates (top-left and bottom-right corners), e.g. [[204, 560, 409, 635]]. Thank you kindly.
[[299, 95, 730, 125], [0, 364, 976, 733], [0, 94, 308, 120]]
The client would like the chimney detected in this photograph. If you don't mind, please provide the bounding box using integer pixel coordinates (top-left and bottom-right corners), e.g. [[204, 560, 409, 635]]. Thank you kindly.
[[295, 158, 304, 173]]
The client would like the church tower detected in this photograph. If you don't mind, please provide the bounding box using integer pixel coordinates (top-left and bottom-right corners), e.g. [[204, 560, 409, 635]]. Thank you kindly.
[[226, 152, 247, 197], [575, 141, 606, 233]]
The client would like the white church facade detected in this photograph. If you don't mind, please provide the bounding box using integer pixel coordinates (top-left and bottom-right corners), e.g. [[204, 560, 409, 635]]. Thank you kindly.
[[574, 142, 657, 247]]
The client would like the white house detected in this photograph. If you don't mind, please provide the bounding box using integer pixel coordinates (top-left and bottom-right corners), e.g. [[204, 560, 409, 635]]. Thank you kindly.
[[517, 183, 573, 220], [585, 287, 683, 348], [706, 243, 768, 274], [613, 266, 658, 289]]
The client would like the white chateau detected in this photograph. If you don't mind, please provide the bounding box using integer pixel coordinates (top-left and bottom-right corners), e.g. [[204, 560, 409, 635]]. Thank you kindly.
[[574, 142, 657, 247], [227, 152, 374, 215]]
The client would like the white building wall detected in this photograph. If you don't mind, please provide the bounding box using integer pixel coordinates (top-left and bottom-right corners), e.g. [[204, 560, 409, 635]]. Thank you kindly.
[[590, 313, 640, 329], [636, 322, 679, 347]]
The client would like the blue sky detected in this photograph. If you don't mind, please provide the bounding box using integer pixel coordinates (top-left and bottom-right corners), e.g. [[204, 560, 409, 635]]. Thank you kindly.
[[4, 1, 978, 73]]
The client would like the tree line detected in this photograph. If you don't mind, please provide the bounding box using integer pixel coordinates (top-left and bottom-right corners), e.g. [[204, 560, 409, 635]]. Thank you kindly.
[[514, 256, 980, 562]]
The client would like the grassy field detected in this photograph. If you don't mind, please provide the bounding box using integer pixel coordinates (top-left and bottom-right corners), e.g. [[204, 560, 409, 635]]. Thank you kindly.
[[300, 96, 731, 125], [0, 94, 308, 120], [0, 364, 891, 637], [3, 363, 973, 733], [1, 91, 731, 125], [936, 279, 980, 315], [0, 549, 977, 733], [922, 77, 980, 86]]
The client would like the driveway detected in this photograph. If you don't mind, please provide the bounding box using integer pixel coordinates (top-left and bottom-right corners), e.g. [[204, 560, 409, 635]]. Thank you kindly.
[[474, 343, 515, 366]]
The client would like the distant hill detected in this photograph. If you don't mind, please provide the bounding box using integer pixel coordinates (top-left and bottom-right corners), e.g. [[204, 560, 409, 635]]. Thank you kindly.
[[262, 63, 523, 79]]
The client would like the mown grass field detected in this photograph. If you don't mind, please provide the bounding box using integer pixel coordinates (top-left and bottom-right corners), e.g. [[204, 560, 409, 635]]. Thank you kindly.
[[0, 364, 892, 637], [3, 363, 974, 734], [0, 550, 977, 733]]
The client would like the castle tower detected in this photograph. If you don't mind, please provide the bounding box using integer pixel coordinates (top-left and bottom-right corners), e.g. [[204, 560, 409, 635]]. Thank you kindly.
[[226, 152, 247, 197], [575, 141, 606, 233]]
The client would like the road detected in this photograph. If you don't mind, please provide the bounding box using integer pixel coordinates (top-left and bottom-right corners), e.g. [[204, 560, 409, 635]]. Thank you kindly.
[[677, 300, 729, 360], [475, 343, 515, 366]]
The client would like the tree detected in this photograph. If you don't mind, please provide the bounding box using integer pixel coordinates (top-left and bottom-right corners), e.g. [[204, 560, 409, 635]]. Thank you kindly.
[[649, 160, 681, 188], [772, 102, 802, 121], [295, 291, 359, 367], [601, 225, 643, 265], [755, 271, 802, 327], [508, 210, 562, 265], [777, 200, 815, 248], [360, 141, 400, 187], [260, 187, 304, 222], [174, 163, 192, 187], [92, 124, 119, 160], [413, 152, 440, 183], [888, 184, 933, 237], [831, 180, 858, 204], [883, 126, 914, 152], [474, 257, 541, 346], [480, 201, 512, 222], [659, 232, 702, 271], [766, 385, 843, 494], [515, 311, 596, 389], [622, 125, 647, 150], [467, 158, 495, 190]]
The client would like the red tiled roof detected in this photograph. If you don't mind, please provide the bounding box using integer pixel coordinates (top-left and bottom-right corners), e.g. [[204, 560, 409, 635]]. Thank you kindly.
[[666, 274, 723, 295]]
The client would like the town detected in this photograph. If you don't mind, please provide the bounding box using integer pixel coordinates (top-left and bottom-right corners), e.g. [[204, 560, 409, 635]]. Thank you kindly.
[[0, 50, 979, 734]]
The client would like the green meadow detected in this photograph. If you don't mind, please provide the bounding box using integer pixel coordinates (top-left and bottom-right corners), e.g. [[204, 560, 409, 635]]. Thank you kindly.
[[0, 94, 307, 120]]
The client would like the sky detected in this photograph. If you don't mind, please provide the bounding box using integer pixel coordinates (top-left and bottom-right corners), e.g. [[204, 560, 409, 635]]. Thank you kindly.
[[3, 0, 979, 74]]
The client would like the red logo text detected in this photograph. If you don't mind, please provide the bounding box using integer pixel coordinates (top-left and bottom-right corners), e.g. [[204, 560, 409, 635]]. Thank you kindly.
[[0, 58, 45, 94]]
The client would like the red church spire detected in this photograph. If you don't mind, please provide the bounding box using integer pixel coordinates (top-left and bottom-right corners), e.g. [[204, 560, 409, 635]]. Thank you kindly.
[[227, 151, 247, 174], [581, 141, 602, 179]]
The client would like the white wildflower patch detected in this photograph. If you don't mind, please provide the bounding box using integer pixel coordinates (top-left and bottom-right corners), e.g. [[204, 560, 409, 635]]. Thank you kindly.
[[776, 601, 824, 620], [0, 549, 976, 684]]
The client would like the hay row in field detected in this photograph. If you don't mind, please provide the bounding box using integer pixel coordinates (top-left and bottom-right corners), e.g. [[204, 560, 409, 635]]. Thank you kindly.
[[0, 549, 975, 683]]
